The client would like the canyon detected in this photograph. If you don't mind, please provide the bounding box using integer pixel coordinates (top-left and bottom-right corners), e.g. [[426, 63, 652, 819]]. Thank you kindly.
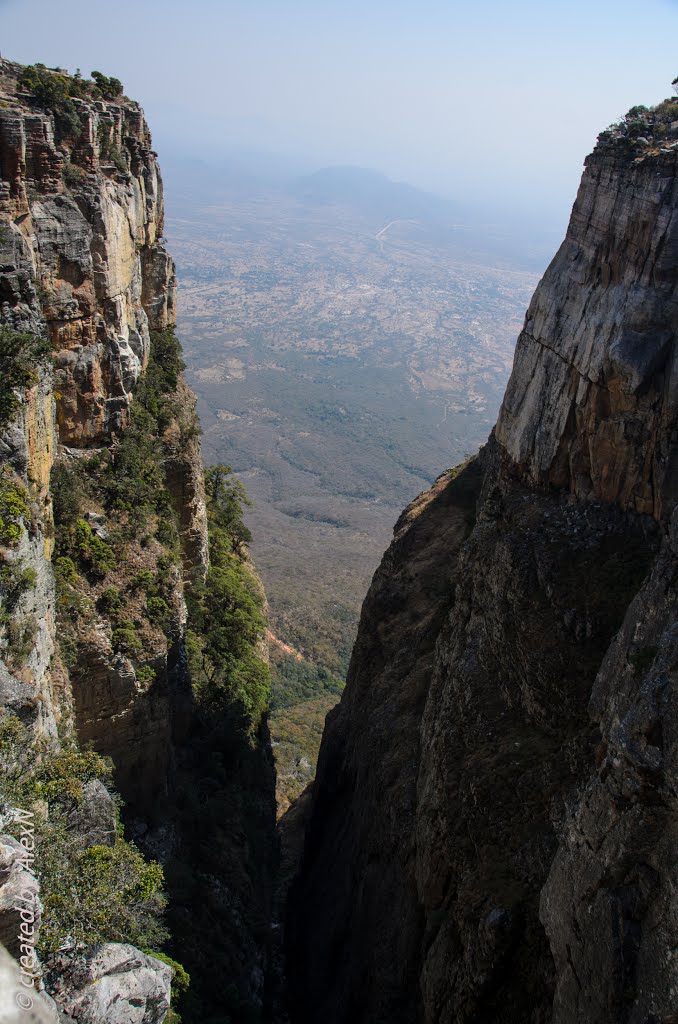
[[1, 54, 678, 1024]]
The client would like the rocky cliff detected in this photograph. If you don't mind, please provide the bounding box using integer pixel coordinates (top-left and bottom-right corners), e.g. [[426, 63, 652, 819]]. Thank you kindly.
[[287, 102, 678, 1022], [0, 59, 275, 1023]]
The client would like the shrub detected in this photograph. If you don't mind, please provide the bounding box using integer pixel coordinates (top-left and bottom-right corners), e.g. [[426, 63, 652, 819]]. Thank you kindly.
[[204, 465, 252, 555], [131, 569, 155, 592], [112, 622, 142, 656], [0, 561, 37, 613], [17, 64, 82, 139], [32, 747, 112, 802], [99, 586, 123, 614], [0, 715, 167, 957], [68, 518, 116, 578], [63, 161, 87, 186], [53, 556, 78, 585], [0, 473, 30, 546], [136, 665, 157, 686], [144, 949, 190, 1003], [5, 613, 38, 666], [91, 71, 124, 100], [146, 595, 170, 627], [155, 518, 177, 548], [39, 841, 167, 953], [51, 462, 85, 530]]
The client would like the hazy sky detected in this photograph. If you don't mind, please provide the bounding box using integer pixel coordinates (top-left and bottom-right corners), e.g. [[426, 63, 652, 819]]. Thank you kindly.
[[2, 0, 678, 229]]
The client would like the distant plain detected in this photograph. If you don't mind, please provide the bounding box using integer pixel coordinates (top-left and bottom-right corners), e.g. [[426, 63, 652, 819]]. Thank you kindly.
[[164, 158, 549, 804]]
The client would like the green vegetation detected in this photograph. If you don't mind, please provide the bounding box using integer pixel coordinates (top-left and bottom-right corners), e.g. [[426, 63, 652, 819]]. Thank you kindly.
[[0, 561, 37, 618], [90, 70, 124, 100], [17, 65, 126, 149], [18, 64, 124, 107], [204, 464, 253, 554], [62, 160, 87, 186], [67, 518, 117, 579], [0, 470, 31, 547], [271, 690, 339, 812], [97, 124, 127, 173], [44, 325, 269, 1020], [17, 63, 83, 138], [186, 464, 270, 722], [270, 653, 343, 711], [5, 613, 38, 667], [0, 715, 167, 955], [601, 91, 678, 146], [144, 950, 190, 1009], [0, 326, 51, 433]]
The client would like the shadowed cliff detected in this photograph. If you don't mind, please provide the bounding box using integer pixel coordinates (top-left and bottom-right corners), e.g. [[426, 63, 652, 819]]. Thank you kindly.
[[287, 99, 678, 1024]]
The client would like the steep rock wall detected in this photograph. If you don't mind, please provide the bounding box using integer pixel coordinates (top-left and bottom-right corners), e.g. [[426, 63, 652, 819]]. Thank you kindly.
[[0, 59, 205, 805], [288, 123, 678, 1022], [0, 57, 175, 448], [0, 59, 275, 1024]]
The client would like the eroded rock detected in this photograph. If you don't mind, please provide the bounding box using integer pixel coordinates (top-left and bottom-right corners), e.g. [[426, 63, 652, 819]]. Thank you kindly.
[[47, 944, 172, 1024]]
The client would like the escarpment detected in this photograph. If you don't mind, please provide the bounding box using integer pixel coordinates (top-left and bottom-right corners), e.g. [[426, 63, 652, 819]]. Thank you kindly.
[[0, 59, 275, 1023], [287, 108, 678, 1022]]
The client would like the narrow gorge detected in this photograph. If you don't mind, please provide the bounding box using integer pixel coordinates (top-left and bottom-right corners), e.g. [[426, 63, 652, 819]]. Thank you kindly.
[[1, 55, 678, 1024]]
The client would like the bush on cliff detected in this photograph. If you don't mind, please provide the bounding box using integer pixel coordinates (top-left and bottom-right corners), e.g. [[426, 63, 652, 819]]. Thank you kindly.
[[186, 464, 269, 723], [17, 64, 83, 139], [91, 71, 124, 100], [0, 470, 30, 547], [0, 715, 168, 954]]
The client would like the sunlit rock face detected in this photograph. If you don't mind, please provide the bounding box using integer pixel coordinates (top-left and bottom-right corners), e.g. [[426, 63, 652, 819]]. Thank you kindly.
[[0, 60, 175, 447], [287, 128, 678, 1023], [496, 144, 678, 521]]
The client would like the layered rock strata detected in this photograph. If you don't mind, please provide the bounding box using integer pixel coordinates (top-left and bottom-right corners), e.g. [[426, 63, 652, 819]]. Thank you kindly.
[[0, 58, 207, 802], [0, 59, 275, 1023], [287, 122, 678, 1022]]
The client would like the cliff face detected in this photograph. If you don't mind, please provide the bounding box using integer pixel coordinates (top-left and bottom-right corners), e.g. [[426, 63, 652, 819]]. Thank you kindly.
[[0, 61, 175, 446], [0, 60, 275, 1023], [287, 122, 678, 1021], [0, 58, 188, 760]]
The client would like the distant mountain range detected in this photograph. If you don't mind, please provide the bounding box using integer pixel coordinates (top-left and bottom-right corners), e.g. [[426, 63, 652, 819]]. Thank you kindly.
[[288, 165, 462, 224], [163, 153, 561, 270]]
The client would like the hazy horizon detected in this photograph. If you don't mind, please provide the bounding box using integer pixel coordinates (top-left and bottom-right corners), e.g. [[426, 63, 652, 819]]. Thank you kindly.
[[2, 0, 678, 234]]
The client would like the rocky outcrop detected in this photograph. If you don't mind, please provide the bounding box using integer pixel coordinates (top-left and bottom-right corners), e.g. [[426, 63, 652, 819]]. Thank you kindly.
[[163, 381, 209, 584], [0, 58, 183, 758], [0, 58, 174, 448], [47, 945, 172, 1024], [287, 119, 678, 1021], [496, 144, 678, 521], [0, 835, 42, 959], [0, 943, 59, 1024]]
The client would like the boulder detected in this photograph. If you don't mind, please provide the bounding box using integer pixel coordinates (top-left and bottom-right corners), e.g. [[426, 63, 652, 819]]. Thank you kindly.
[[0, 835, 42, 960], [50, 943, 172, 1024], [0, 943, 59, 1024]]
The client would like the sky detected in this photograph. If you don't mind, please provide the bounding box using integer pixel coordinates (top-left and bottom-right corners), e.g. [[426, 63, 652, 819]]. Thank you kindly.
[[2, 0, 678, 232]]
